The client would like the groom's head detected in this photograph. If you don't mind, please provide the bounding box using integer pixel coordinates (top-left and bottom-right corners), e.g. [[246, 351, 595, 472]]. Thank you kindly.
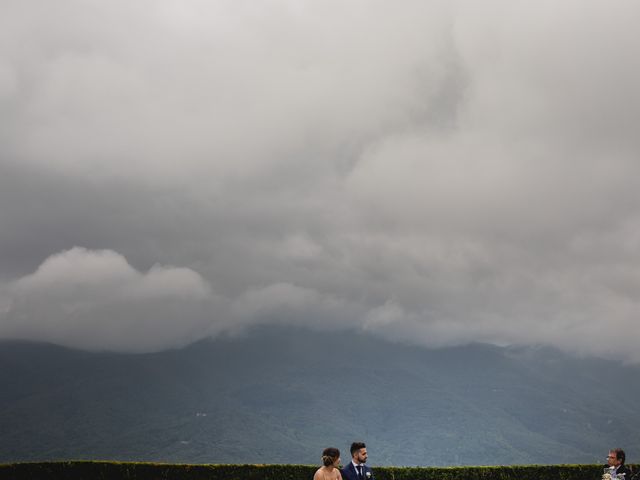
[[350, 442, 368, 464]]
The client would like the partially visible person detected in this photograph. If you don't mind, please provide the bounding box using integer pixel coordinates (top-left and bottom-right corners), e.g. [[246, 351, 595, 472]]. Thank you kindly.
[[341, 442, 374, 480], [314, 447, 343, 480], [605, 448, 632, 480]]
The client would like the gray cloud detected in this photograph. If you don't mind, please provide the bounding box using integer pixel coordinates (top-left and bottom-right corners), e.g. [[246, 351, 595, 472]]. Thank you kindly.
[[2, 1, 640, 361], [0, 247, 218, 352]]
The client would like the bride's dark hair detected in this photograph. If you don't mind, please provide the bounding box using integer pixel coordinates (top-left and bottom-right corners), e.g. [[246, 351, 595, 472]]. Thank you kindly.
[[322, 447, 340, 467]]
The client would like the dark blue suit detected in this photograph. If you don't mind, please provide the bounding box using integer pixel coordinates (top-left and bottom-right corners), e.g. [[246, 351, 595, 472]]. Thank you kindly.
[[342, 462, 374, 480]]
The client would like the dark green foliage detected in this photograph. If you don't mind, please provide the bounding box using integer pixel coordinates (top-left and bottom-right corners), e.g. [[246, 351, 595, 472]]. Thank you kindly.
[[0, 462, 315, 480], [375, 464, 608, 480], [0, 462, 619, 480]]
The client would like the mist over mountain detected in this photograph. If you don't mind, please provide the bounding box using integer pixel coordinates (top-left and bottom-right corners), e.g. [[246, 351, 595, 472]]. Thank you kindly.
[[1, 326, 639, 466]]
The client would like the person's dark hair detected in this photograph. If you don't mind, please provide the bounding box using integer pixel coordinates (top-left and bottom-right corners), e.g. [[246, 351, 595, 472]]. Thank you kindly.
[[350, 442, 366, 456], [612, 448, 626, 465], [322, 447, 340, 467]]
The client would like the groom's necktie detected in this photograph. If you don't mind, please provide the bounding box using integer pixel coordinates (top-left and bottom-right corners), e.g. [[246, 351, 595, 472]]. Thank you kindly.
[[357, 466, 363, 479]]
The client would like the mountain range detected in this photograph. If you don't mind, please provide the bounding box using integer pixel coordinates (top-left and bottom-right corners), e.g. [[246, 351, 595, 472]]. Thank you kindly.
[[1, 326, 639, 466]]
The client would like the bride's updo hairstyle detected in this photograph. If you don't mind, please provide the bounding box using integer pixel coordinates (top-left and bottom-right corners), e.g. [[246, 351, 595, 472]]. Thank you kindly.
[[322, 447, 340, 467]]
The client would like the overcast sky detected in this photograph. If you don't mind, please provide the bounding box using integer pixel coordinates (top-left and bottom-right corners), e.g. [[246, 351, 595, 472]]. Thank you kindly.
[[1, 1, 640, 361]]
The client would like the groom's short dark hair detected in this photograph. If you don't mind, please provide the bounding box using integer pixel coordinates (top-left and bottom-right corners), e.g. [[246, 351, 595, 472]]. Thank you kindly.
[[350, 442, 366, 455]]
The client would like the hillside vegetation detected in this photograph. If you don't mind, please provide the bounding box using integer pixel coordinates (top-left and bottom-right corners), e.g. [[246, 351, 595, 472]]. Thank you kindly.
[[1, 326, 639, 465]]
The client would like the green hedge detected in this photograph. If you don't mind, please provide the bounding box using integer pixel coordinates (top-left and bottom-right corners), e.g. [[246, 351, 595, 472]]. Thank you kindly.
[[0, 462, 619, 480]]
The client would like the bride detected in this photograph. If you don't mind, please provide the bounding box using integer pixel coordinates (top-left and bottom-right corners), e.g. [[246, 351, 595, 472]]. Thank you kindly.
[[314, 447, 343, 480]]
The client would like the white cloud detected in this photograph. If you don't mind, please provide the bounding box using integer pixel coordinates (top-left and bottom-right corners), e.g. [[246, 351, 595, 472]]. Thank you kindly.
[[1, 0, 454, 183], [0, 248, 218, 352], [2, 1, 640, 362], [230, 282, 364, 332]]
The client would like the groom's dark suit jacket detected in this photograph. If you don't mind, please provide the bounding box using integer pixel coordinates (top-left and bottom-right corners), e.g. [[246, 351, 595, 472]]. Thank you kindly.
[[342, 462, 374, 480]]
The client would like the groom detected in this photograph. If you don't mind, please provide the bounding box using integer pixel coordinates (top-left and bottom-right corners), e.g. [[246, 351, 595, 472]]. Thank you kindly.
[[341, 442, 374, 480]]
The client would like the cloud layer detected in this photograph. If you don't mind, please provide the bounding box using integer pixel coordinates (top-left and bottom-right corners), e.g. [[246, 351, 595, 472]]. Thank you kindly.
[[0, 248, 216, 352], [2, 1, 640, 360]]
